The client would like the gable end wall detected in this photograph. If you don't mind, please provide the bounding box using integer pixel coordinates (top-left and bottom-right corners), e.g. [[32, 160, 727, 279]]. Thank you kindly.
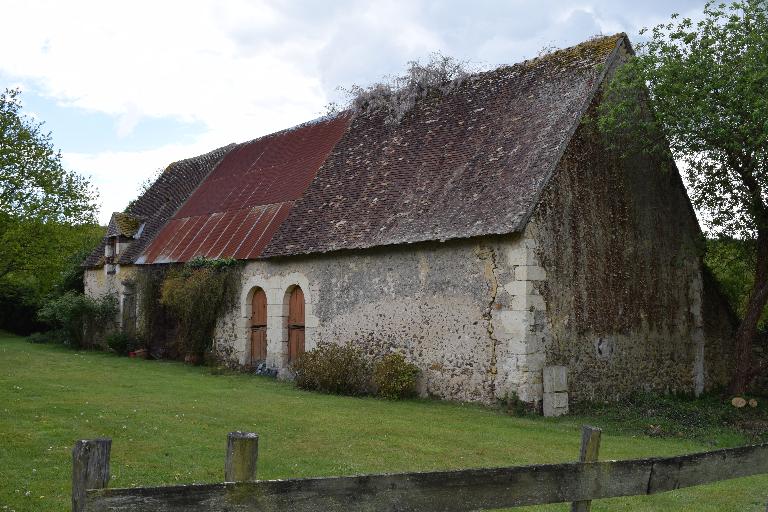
[[529, 110, 734, 402]]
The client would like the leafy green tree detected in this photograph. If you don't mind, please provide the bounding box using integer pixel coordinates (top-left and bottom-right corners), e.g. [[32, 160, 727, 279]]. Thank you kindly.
[[37, 291, 117, 348], [598, 1, 768, 393], [705, 237, 764, 323], [0, 88, 98, 289]]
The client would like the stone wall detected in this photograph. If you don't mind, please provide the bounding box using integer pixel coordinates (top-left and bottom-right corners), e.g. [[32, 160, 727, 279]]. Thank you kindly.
[[213, 235, 549, 405], [84, 264, 138, 336], [531, 112, 734, 402]]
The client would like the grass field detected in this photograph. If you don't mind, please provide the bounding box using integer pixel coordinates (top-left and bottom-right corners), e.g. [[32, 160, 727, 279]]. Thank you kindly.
[[1, 334, 766, 512]]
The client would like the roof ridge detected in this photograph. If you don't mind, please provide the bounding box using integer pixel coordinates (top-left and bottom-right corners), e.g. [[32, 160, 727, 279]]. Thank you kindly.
[[513, 33, 626, 68], [157, 143, 237, 180], [515, 33, 629, 232], [231, 111, 353, 150]]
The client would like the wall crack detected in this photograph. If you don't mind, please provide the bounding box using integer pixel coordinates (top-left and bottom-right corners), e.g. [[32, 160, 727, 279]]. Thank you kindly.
[[476, 244, 501, 399]]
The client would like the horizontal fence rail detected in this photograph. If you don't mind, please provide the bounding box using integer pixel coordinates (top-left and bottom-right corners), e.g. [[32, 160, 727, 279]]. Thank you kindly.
[[75, 431, 768, 512]]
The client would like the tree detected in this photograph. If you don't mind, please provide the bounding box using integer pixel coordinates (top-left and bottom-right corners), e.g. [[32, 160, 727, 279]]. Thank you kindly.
[[0, 88, 99, 289], [705, 237, 766, 324], [598, 1, 768, 393]]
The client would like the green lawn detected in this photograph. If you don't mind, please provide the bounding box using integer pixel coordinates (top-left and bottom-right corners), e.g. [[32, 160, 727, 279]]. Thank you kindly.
[[0, 334, 766, 512]]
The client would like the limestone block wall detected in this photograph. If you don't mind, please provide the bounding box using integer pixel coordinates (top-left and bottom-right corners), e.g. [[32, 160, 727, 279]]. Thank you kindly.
[[488, 228, 550, 406], [213, 235, 550, 405]]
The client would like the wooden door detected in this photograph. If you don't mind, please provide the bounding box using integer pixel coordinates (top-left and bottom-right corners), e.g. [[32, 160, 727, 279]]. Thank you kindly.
[[250, 288, 267, 363], [287, 287, 305, 363], [121, 291, 136, 336]]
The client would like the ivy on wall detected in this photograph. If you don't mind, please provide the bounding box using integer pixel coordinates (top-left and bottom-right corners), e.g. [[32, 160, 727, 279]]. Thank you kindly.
[[135, 257, 242, 361]]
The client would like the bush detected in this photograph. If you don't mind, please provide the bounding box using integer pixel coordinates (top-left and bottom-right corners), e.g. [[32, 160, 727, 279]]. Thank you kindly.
[[0, 281, 45, 335], [106, 331, 142, 356], [372, 353, 420, 399], [331, 52, 473, 126], [292, 342, 371, 396], [37, 291, 117, 348], [159, 258, 241, 359], [26, 330, 66, 344], [498, 392, 535, 416]]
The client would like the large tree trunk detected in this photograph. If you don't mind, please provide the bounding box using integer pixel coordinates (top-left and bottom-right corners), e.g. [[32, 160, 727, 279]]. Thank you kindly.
[[729, 229, 768, 394]]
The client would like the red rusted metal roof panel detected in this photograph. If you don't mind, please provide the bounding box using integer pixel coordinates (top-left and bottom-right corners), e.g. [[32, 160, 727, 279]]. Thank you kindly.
[[140, 114, 349, 263], [175, 115, 349, 218], [233, 202, 292, 259]]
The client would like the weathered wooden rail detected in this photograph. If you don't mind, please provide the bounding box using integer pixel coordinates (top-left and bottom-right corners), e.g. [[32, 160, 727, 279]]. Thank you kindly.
[[73, 427, 768, 512]]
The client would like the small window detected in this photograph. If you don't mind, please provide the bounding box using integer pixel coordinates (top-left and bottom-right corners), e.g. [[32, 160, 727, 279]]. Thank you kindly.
[[105, 238, 116, 258], [105, 238, 117, 274]]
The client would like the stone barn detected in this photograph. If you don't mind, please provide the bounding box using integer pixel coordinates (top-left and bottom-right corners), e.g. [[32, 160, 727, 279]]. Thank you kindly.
[[83, 33, 734, 414]]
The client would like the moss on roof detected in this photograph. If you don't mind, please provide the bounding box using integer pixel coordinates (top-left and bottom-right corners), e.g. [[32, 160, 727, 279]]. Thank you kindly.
[[112, 212, 143, 237]]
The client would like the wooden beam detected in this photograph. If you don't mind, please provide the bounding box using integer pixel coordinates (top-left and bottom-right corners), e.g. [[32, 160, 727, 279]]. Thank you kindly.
[[72, 439, 111, 512], [571, 425, 602, 512], [84, 443, 768, 512], [225, 432, 259, 483]]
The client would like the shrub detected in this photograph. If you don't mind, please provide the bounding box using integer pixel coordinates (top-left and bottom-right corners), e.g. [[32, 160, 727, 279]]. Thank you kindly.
[[292, 342, 371, 396], [106, 331, 142, 356], [372, 353, 420, 399], [498, 392, 535, 416], [26, 331, 66, 344], [329, 52, 474, 126], [0, 281, 45, 335], [37, 291, 117, 348], [135, 266, 187, 360], [26, 332, 48, 344], [159, 258, 241, 360]]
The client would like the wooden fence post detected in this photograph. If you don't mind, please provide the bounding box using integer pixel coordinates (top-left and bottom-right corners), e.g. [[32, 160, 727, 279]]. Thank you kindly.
[[571, 426, 602, 512], [225, 432, 259, 482], [72, 438, 111, 512]]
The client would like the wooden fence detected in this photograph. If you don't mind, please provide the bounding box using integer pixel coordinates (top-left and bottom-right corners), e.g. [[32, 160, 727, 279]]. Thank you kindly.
[[73, 427, 768, 512]]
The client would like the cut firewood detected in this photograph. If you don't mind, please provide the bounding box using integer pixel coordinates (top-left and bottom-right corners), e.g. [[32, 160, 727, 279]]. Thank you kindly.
[[731, 397, 747, 408]]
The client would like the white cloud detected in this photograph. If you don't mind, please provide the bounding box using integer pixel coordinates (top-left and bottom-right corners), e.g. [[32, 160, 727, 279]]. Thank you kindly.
[[0, 0, 705, 223], [0, 0, 327, 141], [63, 137, 224, 222]]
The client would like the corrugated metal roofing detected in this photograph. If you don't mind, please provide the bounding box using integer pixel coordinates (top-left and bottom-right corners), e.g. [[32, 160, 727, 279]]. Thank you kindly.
[[138, 114, 350, 263], [83, 145, 233, 268]]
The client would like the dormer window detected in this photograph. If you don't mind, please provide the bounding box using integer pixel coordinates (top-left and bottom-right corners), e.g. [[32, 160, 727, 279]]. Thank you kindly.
[[105, 237, 116, 258], [105, 237, 117, 274], [104, 212, 144, 276]]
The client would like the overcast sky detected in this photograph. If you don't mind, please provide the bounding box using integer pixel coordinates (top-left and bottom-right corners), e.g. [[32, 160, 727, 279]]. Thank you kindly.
[[0, 0, 705, 224]]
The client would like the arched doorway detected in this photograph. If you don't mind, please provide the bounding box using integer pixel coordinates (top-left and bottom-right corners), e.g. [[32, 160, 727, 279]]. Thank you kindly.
[[249, 288, 267, 364], [287, 286, 305, 363]]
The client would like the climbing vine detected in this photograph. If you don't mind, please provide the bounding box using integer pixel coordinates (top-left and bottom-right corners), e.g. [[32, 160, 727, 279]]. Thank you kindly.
[[135, 265, 170, 351], [156, 257, 242, 360], [327, 52, 476, 125]]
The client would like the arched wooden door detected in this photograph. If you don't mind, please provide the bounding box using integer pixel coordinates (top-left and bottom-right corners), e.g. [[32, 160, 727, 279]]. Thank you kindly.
[[250, 288, 267, 363], [287, 286, 305, 363]]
